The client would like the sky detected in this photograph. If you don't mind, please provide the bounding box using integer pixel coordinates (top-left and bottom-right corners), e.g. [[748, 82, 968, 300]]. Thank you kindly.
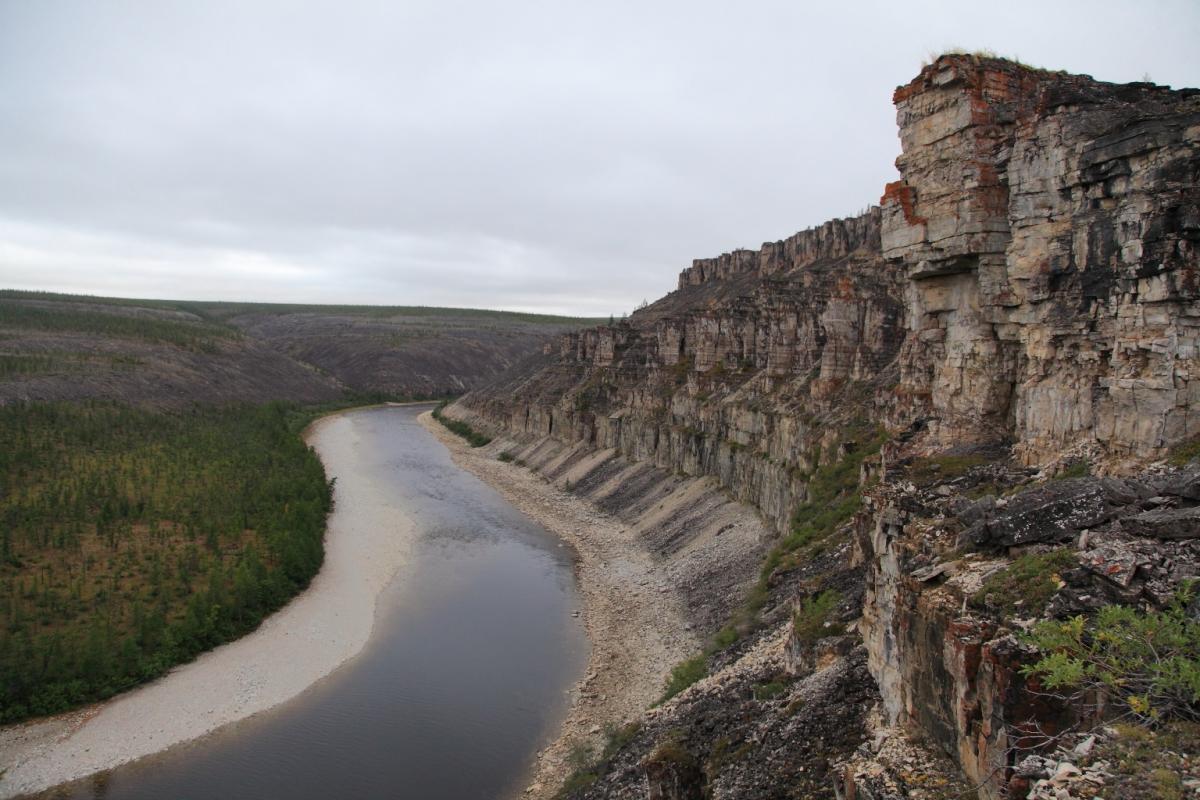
[[1, 1, 1197, 316]]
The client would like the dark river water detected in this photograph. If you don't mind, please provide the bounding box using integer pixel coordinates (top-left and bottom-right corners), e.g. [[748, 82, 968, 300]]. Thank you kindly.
[[42, 405, 588, 800]]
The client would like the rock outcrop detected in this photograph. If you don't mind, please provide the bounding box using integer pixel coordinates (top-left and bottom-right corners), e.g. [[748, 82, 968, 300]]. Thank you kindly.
[[883, 57, 1200, 461], [449, 54, 1200, 799]]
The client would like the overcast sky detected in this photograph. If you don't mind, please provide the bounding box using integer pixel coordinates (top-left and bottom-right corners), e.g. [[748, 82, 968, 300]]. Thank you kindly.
[[1, 1, 1197, 316]]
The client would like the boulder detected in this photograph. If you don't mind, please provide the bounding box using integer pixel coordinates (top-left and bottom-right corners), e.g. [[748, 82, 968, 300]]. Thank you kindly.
[[1121, 506, 1200, 539], [969, 479, 1119, 547]]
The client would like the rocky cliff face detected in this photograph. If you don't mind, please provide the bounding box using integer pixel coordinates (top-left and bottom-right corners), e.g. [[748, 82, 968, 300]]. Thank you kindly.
[[883, 58, 1200, 462], [462, 205, 902, 536], [450, 54, 1200, 799]]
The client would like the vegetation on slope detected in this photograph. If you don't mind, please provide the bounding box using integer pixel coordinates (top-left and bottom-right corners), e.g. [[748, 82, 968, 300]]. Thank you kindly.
[[971, 549, 1076, 616], [658, 423, 884, 702], [0, 298, 236, 352], [432, 401, 492, 447], [0, 290, 598, 406], [0, 289, 605, 327], [0, 401, 333, 722]]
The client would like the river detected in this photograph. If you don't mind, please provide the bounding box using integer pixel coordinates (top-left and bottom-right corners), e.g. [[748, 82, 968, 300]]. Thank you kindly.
[[39, 404, 589, 800]]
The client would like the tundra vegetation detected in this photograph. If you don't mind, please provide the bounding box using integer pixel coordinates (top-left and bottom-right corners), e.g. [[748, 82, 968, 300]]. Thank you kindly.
[[0, 290, 601, 406], [659, 424, 884, 702]]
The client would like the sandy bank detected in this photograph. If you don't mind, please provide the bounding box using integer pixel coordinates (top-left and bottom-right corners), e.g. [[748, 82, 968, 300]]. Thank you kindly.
[[0, 411, 419, 799], [418, 412, 700, 799]]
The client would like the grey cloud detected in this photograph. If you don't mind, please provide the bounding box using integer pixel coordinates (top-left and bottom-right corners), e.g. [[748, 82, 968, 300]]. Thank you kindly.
[[1, 0, 1197, 314]]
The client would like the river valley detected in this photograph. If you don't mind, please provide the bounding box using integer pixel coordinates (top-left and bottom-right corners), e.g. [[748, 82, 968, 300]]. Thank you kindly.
[[9, 405, 589, 800]]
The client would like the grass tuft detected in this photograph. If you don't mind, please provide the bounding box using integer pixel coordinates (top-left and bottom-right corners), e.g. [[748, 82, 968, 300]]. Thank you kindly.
[[971, 549, 1075, 615]]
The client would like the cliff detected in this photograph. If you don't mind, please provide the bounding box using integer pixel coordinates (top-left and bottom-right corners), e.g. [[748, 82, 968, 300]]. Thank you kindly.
[[883, 58, 1200, 462], [449, 54, 1200, 799], [462, 205, 902, 537]]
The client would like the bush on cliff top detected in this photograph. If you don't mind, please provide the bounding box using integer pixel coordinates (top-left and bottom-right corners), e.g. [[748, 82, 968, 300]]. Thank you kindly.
[[1022, 586, 1200, 723]]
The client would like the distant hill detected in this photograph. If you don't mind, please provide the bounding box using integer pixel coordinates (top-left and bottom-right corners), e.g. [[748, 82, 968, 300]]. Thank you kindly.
[[0, 290, 600, 406]]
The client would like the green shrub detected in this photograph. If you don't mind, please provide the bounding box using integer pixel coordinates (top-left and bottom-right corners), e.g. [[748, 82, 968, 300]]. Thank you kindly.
[[647, 739, 693, 766], [601, 721, 641, 759], [1056, 459, 1091, 479], [552, 723, 641, 799], [792, 590, 844, 644], [553, 740, 600, 799], [671, 355, 693, 384], [711, 624, 740, 650], [432, 402, 491, 447], [1169, 436, 1200, 466], [498, 451, 515, 463], [1022, 587, 1200, 722], [661, 654, 708, 701], [752, 680, 788, 701]]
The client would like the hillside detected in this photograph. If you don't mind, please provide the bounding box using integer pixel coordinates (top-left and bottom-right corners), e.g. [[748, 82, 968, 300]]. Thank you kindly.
[[446, 54, 1200, 799], [0, 291, 598, 407], [0, 291, 597, 724]]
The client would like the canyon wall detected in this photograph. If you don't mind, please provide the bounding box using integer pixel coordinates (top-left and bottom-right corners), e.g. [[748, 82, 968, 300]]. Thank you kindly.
[[450, 54, 1200, 798], [884, 58, 1200, 461], [460, 205, 902, 537]]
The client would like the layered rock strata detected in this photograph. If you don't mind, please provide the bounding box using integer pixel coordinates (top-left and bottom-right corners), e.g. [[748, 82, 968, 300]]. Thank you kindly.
[[883, 57, 1200, 460]]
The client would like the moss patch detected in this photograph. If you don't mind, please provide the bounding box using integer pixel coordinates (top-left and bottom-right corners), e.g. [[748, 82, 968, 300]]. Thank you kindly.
[[906, 453, 989, 485], [1093, 722, 1200, 800], [1169, 435, 1200, 466], [970, 549, 1075, 615]]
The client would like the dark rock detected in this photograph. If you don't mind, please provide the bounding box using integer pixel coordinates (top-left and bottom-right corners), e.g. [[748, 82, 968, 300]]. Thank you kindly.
[[1079, 539, 1148, 587], [1159, 463, 1200, 501], [969, 479, 1119, 547], [954, 495, 996, 526], [1121, 506, 1200, 539]]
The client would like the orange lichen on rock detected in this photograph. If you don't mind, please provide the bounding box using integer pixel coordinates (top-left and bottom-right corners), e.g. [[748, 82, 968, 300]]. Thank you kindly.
[[880, 180, 926, 226]]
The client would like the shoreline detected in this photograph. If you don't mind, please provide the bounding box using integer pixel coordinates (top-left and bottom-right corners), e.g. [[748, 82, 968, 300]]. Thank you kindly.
[[0, 408, 419, 799], [0, 404, 694, 800], [418, 412, 698, 799]]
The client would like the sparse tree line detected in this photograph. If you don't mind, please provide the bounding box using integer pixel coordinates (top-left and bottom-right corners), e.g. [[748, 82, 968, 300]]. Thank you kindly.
[[0, 300, 235, 352]]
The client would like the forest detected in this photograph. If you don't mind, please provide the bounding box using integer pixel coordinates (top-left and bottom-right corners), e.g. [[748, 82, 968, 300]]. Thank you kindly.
[[0, 400, 334, 722]]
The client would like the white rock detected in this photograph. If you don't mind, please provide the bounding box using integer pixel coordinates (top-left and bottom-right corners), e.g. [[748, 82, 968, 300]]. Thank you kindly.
[[1050, 762, 1081, 785]]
